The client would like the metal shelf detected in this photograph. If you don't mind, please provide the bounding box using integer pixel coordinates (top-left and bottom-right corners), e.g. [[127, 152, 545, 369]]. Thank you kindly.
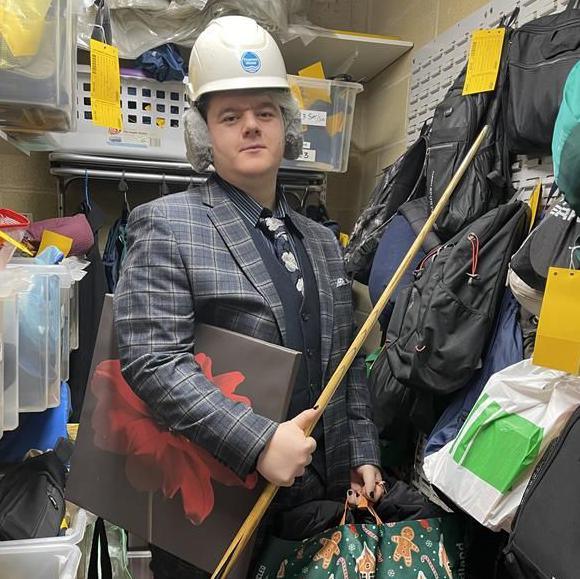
[[282, 26, 413, 82], [49, 153, 327, 217]]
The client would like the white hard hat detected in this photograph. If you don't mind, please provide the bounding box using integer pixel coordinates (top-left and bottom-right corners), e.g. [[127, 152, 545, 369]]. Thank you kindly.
[[187, 15, 289, 102]]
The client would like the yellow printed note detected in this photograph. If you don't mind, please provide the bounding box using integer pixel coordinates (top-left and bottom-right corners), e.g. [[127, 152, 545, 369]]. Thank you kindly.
[[90, 39, 122, 130], [463, 28, 506, 96], [533, 267, 580, 375], [38, 230, 73, 257]]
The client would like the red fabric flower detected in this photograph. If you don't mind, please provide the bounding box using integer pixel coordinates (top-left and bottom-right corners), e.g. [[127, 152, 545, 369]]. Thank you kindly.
[[91, 353, 257, 525]]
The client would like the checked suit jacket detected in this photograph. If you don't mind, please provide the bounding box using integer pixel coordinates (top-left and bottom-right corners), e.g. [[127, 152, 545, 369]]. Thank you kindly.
[[113, 176, 380, 500]]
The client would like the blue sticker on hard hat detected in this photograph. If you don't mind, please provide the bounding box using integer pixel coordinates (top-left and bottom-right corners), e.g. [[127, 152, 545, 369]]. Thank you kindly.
[[240, 51, 261, 74]]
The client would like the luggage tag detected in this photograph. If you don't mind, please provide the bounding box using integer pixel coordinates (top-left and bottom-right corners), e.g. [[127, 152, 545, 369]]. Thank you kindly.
[[89, 39, 122, 130], [463, 28, 506, 96], [533, 264, 580, 375]]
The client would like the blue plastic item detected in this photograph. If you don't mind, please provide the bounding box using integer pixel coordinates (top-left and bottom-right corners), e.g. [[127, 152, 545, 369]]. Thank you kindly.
[[0, 382, 70, 463]]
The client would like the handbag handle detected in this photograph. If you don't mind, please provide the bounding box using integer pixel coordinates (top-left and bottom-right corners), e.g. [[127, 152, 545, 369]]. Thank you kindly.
[[340, 496, 384, 526], [88, 518, 113, 579]]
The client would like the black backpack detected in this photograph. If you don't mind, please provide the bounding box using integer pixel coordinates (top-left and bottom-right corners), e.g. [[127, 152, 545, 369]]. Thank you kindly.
[[344, 131, 428, 284], [505, 0, 580, 155], [503, 406, 580, 578], [386, 201, 529, 394], [511, 198, 580, 291], [0, 440, 71, 540], [426, 14, 516, 240], [369, 201, 529, 432]]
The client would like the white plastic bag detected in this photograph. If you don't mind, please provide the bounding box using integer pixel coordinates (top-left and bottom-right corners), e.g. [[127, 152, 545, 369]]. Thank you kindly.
[[423, 359, 580, 531]]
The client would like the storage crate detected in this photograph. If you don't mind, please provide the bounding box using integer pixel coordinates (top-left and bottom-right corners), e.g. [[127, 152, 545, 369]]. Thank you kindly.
[[52, 65, 189, 160], [0, 0, 77, 132], [52, 68, 362, 172], [4, 506, 88, 549], [0, 544, 81, 579], [0, 508, 86, 579]]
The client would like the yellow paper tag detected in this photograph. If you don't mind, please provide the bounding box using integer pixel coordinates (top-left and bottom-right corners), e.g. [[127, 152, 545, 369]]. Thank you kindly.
[[38, 230, 73, 257], [463, 28, 506, 96], [533, 267, 580, 375], [339, 232, 350, 248], [299, 61, 326, 80], [0, 0, 52, 57], [90, 39, 122, 130], [298, 61, 331, 106], [288, 77, 304, 109], [528, 180, 542, 232], [67, 423, 79, 441]]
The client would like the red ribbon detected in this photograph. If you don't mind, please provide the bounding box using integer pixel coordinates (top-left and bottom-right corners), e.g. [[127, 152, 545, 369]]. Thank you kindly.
[[90, 353, 257, 525]]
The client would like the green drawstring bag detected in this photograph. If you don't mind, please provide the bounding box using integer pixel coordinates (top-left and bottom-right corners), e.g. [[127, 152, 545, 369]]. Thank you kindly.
[[553, 60, 580, 215]]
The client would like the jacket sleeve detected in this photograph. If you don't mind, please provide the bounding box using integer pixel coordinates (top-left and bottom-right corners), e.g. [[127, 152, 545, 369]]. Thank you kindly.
[[347, 350, 382, 469], [113, 201, 278, 479], [330, 236, 381, 469]]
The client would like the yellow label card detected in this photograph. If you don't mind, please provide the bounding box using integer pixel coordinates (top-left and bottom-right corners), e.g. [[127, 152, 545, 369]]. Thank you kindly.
[[299, 61, 326, 80], [90, 39, 122, 130], [38, 230, 73, 257], [463, 28, 506, 96], [533, 267, 580, 375]]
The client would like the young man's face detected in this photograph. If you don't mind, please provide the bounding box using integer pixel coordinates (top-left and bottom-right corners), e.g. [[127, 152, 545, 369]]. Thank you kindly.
[[205, 90, 285, 181]]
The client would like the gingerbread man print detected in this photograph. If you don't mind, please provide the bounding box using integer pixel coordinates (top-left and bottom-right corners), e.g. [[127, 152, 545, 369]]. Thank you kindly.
[[314, 531, 342, 570], [391, 526, 420, 567]]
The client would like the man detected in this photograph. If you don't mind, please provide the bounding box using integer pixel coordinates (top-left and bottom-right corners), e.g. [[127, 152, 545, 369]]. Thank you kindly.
[[114, 15, 382, 578]]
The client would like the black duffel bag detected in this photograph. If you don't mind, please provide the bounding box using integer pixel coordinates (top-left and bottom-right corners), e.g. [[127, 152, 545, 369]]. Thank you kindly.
[[505, 0, 580, 155]]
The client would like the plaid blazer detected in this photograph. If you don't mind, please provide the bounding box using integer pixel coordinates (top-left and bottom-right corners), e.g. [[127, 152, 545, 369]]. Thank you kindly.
[[113, 177, 380, 499]]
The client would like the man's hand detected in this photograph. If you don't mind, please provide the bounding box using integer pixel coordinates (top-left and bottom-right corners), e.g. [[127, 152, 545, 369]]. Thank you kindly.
[[349, 465, 384, 505], [257, 407, 320, 487]]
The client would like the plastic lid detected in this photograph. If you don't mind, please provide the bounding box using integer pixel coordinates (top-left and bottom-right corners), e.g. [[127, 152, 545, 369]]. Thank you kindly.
[[6, 262, 73, 287]]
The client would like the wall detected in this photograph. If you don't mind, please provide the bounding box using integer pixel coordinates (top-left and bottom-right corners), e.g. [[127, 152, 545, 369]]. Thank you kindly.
[[353, 0, 489, 209], [0, 150, 58, 222]]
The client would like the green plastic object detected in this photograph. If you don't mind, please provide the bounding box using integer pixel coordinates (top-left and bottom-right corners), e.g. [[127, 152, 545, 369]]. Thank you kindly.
[[553, 60, 580, 215]]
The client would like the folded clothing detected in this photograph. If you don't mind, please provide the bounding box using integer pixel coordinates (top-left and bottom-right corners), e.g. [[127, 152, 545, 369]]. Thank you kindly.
[[26, 213, 94, 256]]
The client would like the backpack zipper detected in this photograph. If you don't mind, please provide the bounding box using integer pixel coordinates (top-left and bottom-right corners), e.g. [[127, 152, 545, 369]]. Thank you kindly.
[[511, 53, 580, 69], [518, 17, 580, 33]]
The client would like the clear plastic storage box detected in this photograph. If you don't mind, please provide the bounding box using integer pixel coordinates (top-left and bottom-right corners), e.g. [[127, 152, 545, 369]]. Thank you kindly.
[[0, 272, 21, 431], [0, 0, 77, 132], [282, 75, 363, 173], [0, 505, 87, 577], [0, 543, 81, 579], [52, 69, 363, 172], [8, 265, 62, 411]]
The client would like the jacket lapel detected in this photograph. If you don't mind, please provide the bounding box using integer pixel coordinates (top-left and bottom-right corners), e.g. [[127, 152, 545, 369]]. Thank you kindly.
[[203, 180, 287, 343], [292, 213, 334, 378]]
